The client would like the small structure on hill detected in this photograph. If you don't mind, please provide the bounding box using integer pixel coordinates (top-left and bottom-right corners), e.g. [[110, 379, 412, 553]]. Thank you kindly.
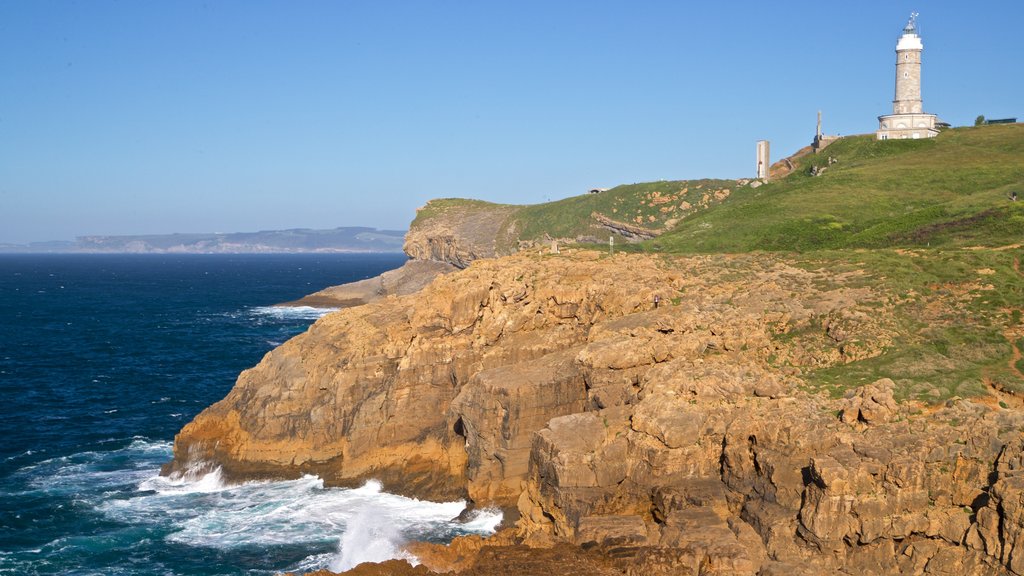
[[813, 110, 840, 152], [756, 140, 770, 181], [877, 13, 940, 140]]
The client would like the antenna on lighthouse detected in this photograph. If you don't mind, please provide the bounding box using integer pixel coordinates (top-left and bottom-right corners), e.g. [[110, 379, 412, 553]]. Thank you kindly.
[[904, 12, 919, 34]]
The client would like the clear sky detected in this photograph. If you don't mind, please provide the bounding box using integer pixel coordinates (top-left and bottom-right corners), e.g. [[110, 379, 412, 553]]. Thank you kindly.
[[1, 1, 1021, 244]]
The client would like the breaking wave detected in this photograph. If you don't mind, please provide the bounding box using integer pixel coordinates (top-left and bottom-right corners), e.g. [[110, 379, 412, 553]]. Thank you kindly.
[[7, 440, 501, 574], [249, 305, 338, 321]]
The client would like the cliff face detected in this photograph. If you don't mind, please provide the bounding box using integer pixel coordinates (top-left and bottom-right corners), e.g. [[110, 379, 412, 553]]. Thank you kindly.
[[403, 201, 520, 268], [170, 250, 1024, 575], [277, 200, 514, 310], [167, 252, 675, 500], [283, 259, 458, 309]]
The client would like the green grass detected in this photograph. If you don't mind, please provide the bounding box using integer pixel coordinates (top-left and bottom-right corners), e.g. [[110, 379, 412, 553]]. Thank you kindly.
[[803, 327, 1001, 402], [512, 179, 737, 241], [410, 180, 739, 248], [652, 124, 1024, 253], [785, 247, 1024, 402], [413, 125, 1024, 254], [410, 198, 513, 228]]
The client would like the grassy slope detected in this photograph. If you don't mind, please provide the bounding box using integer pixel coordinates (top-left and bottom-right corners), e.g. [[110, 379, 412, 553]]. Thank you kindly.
[[410, 180, 740, 252], [414, 125, 1024, 253], [513, 178, 737, 241], [410, 198, 515, 228], [646, 124, 1024, 403], [786, 247, 1024, 403], [653, 125, 1024, 252]]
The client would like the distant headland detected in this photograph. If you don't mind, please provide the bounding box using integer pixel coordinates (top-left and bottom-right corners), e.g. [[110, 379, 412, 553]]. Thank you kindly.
[[0, 226, 406, 254]]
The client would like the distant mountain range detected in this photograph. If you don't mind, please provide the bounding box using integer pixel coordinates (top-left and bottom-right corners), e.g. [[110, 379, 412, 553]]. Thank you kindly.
[[0, 227, 407, 254]]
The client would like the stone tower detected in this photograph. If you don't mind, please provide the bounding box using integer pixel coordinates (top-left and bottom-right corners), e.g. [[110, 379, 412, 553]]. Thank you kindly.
[[876, 13, 939, 140], [756, 140, 770, 180]]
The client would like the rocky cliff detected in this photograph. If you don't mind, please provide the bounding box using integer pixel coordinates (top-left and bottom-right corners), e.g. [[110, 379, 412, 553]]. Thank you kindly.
[[399, 179, 742, 271], [167, 247, 1024, 575], [283, 259, 458, 309], [403, 200, 521, 268], [278, 200, 518, 309]]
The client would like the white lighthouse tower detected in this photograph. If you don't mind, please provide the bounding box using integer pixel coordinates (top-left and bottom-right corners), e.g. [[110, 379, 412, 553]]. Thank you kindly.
[[876, 13, 939, 140]]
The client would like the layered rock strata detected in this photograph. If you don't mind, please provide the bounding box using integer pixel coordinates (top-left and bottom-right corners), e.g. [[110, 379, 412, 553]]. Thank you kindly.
[[403, 202, 519, 268], [168, 251, 1024, 575], [282, 259, 457, 309]]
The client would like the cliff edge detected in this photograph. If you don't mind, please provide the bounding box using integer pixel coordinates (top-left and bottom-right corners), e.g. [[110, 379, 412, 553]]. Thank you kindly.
[[169, 247, 1024, 575], [283, 179, 743, 308], [180, 126, 1024, 574], [282, 199, 517, 308], [403, 199, 522, 268]]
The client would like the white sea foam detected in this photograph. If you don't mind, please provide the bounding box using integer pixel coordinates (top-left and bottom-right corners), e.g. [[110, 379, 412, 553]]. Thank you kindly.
[[3, 449, 36, 462], [103, 473, 501, 572], [330, 504, 417, 571], [15, 440, 171, 502], [461, 507, 505, 533], [249, 305, 338, 321], [127, 438, 173, 454], [138, 463, 227, 494], [22, 440, 502, 573]]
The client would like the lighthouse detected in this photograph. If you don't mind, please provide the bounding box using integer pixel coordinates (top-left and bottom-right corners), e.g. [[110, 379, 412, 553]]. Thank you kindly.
[[876, 13, 939, 140]]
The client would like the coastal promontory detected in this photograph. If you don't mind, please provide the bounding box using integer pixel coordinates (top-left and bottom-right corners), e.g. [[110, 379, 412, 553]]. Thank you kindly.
[[169, 125, 1024, 574]]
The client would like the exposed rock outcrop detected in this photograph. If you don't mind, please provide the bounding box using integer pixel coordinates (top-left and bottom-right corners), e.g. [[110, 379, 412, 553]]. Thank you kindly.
[[403, 201, 520, 268], [169, 250, 1024, 575], [166, 252, 684, 500], [282, 259, 458, 309], [590, 212, 661, 241]]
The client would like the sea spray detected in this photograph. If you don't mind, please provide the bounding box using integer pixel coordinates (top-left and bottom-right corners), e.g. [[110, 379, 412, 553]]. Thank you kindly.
[[249, 305, 338, 321], [99, 457, 502, 570], [139, 461, 227, 494], [4, 423, 503, 574], [460, 507, 505, 534], [330, 502, 417, 571]]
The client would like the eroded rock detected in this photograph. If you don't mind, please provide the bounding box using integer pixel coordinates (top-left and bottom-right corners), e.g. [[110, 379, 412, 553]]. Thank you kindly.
[[167, 251, 1024, 575]]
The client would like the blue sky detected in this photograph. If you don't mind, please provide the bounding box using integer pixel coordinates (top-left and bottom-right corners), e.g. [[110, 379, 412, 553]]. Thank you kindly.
[[1, 1, 1021, 243]]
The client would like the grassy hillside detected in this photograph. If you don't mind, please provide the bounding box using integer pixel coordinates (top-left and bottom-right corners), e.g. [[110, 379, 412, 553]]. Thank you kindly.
[[780, 247, 1024, 403], [652, 124, 1024, 252], [409, 180, 741, 253], [643, 124, 1024, 405], [412, 125, 1024, 254], [414, 126, 1023, 254], [522, 124, 1024, 406], [512, 178, 737, 241]]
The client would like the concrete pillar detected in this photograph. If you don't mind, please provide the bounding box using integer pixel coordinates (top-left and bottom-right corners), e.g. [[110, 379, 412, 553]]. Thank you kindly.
[[756, 140, 770, 181]]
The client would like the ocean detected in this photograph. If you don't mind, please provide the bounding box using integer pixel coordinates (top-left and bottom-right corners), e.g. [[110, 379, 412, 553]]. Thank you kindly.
[[0, 254, 501, 575]]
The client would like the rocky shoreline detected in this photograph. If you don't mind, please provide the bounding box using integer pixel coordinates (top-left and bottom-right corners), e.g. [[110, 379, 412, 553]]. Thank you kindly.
[[278, 259, 457, 309], [161, 242, 1024, 575]]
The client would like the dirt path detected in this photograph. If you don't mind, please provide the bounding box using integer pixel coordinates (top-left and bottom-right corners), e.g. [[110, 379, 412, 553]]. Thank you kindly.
[[985, 255, 1024, 407], [1007, 257, 1024, 382], [1009, 341, 1024, 379]]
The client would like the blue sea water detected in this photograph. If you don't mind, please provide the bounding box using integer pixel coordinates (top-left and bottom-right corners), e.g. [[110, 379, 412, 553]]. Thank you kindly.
[[0, 254, 500, 575]]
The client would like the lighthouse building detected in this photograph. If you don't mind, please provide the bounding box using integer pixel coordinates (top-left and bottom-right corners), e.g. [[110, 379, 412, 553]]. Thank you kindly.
[[877, 14, 939, 140]]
